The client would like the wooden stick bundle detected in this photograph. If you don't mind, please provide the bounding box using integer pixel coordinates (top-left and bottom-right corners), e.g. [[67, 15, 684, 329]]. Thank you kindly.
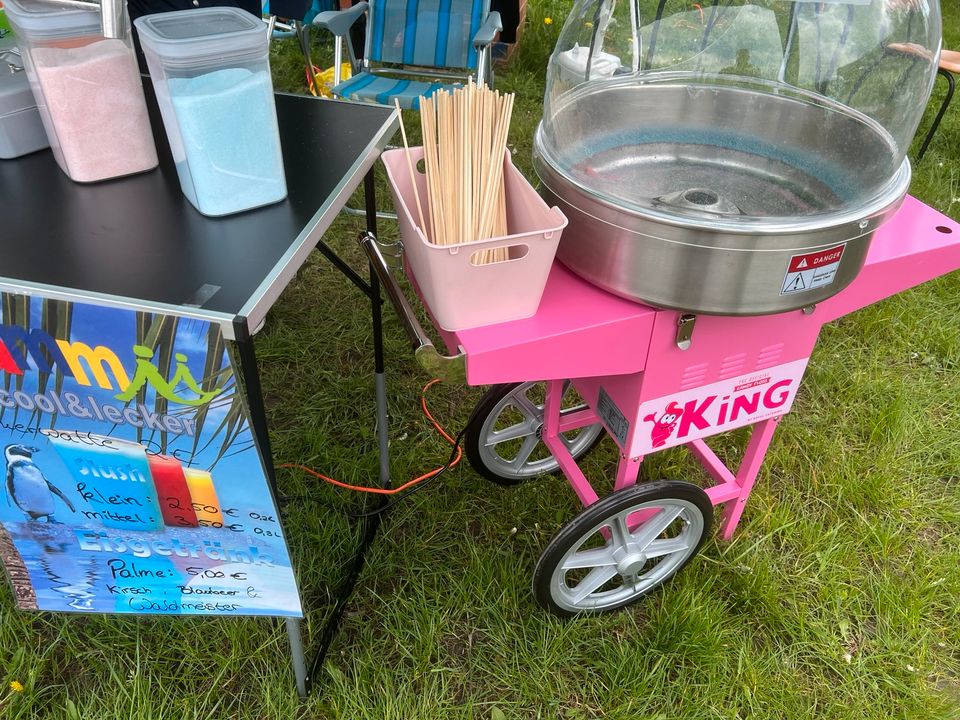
[[413, 81, 515, 263]]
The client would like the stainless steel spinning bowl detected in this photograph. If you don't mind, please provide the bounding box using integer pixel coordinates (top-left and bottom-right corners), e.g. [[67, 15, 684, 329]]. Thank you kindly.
[[533, 80, 911, 315]]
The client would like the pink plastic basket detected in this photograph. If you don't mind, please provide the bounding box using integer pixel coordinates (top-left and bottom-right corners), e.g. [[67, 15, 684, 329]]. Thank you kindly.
[[382, 147, 567, 331]]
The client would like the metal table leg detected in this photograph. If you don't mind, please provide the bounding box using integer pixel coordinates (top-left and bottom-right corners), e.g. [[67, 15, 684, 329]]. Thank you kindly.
[[230, 320, 311, 699], [303, 168, 392, 691], [232, 169, 392, 699], [366, 171, 392, 494], [286, 617, 308, 698]]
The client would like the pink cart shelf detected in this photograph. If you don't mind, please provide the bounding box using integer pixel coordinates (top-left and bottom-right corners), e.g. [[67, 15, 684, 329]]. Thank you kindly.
[[362, 196, 960, 615]]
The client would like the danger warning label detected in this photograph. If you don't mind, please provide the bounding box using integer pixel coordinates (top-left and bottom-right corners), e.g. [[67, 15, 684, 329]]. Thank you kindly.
[[781, 244, 846, 295]]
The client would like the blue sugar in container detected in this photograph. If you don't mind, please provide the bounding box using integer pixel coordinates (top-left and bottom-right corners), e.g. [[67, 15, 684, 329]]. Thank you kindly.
[[134, 8, 287, 217]]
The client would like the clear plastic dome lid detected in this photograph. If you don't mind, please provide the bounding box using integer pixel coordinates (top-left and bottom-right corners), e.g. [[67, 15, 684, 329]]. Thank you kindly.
[[538, 0, 941, 226]]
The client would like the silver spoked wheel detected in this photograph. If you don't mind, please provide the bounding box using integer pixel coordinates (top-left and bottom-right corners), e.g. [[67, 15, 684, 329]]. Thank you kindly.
[[533, 482, 713, 616], [466, 381, 605, 485]]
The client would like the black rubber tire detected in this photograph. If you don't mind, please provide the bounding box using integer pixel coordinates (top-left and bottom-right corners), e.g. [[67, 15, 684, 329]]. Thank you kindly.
[[532, 481, 713, 617], [465, 381, 604, 486]]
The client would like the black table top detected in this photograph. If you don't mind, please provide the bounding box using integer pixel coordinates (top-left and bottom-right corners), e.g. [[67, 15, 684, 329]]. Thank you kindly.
[[0, 89, 396, 337]]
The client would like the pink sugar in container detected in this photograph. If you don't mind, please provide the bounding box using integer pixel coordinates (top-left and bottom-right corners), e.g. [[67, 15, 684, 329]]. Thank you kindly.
[[3, 0, 157, 182], [382, 147, 567, 331]]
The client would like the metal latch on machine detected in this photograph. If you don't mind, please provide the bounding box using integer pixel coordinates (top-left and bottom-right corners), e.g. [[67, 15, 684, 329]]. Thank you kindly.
[[676, 314, 697, 351]]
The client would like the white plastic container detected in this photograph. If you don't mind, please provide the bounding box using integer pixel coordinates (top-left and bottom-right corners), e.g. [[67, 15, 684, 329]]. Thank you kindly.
[[382, 147, 567, 331], [3, 0, 157, 181], [135, 8, 287, 217], [0, 48, 49, 159]]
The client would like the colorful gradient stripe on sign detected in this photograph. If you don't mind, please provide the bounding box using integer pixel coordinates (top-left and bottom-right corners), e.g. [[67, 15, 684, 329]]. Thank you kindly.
[[147, 454, 199, 528], [182, 468, 225, 527]]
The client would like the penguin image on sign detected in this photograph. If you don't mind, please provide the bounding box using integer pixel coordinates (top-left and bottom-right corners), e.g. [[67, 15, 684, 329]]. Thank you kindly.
[[4, 444, 75, 522]]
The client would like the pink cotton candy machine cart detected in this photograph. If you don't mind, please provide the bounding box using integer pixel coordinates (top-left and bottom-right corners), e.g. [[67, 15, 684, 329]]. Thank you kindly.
[[362, 0, 957, 616], [364, 200, 960, 617]]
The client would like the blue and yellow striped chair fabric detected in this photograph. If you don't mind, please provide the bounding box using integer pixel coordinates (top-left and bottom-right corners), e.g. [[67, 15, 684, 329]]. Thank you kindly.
[[366, 0, 487, 70], [313, 0, 498, 109], [331, 74, 451, 109]]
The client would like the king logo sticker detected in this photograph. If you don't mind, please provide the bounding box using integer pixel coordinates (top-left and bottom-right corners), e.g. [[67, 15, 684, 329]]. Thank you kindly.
[[635, 358, 809, 454]]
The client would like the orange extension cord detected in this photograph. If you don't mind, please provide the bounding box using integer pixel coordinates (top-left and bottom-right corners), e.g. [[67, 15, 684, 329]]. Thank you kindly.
[[278, 379, 462, 495]]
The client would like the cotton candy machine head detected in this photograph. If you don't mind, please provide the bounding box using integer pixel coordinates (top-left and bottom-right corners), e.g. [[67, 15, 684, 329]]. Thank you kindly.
[[533, 0, 942, 314]]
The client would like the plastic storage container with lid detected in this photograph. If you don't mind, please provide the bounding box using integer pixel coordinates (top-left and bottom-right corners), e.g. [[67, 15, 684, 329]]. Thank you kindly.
[[0, 48, 49, 159], [135, 8, 287, 217], [3, 0, 157, 181], [533, 0, 942, 315]]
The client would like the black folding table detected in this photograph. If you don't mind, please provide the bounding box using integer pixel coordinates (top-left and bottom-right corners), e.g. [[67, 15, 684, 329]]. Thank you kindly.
[[0, 90, 398, 697]]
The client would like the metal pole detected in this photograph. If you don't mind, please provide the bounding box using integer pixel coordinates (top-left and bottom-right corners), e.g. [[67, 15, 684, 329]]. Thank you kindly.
[[286, 618, 308, 699], [232, 321, 310, 697], [232, 323, 279, 492], [917, 67, 955, 163], [306, 169, 390, 686], [99, 0, 126, 40], [40, 0, 126, 39], [365, 171, 390, 492]]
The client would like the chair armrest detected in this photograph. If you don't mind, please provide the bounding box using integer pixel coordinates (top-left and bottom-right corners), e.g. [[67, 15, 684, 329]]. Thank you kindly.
[[472, 11, 502, 49], [312, 2, 368, 37]]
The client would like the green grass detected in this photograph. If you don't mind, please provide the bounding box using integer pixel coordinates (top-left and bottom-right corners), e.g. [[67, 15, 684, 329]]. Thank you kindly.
[[3, 3, 960, 719]]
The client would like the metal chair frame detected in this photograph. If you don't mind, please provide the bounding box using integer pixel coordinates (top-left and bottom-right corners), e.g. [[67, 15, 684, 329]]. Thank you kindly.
[[916, 62, 956, 162]]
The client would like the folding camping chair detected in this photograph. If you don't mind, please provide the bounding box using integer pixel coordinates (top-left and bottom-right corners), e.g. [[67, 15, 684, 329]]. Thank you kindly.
[[264, 0, 335, 94], [309, 0, 500, 218], [311, 0, 502, 109]]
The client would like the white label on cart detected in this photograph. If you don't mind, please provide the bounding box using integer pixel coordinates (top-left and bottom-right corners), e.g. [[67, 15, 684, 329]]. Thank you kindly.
[[598, 387, 629, 448], [634, 358, 810, 455], [781, 244, 846, 296]]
